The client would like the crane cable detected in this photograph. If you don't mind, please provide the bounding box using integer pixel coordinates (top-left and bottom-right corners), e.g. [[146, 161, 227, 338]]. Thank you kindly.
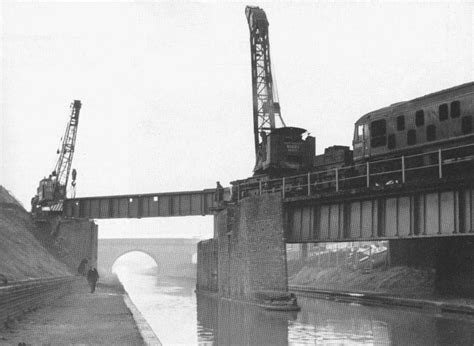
[[271, 61, 286, 127]]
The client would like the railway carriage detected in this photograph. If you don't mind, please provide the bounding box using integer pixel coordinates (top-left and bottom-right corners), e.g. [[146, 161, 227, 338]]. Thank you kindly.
[[232, 82, 474, 199], [351, 82, 474, 183], [353, 82, 474, 161]]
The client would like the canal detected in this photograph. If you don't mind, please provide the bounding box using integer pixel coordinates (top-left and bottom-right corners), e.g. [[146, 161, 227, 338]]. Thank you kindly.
[[114, 258, 474, 345]]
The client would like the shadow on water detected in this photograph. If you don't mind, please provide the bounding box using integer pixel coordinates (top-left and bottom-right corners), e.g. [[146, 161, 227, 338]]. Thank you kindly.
[[197, 293, 296, 345]]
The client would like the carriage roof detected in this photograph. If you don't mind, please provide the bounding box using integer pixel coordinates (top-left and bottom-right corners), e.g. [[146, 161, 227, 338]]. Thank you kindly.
[[354, 81, 474, 125]]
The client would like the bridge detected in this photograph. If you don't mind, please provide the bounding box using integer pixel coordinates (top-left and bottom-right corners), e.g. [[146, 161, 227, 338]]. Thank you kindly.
[[98, 238, 199, 278], [62, 143, 474, 301], [235, 143, 474, 242], [67, 143, 474, 243], [64, 189, 217, 219]]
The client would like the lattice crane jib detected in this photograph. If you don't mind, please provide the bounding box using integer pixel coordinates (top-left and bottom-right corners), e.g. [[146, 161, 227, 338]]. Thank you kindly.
[[33, 100, 82, 213], [54, 100, 81, 190], [245, 6, 286, 156]]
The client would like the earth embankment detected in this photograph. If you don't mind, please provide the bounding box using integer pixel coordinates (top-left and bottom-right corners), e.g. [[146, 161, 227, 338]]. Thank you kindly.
[[289, 262, 435, 297], [0, 186, 71, 282]]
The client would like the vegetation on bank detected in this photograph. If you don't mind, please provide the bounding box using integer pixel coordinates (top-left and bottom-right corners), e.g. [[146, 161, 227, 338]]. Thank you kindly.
[[289, 264, 435, 297]]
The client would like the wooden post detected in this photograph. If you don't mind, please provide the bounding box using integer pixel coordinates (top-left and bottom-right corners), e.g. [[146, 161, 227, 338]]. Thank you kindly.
[[366, 161, 370, 188], [282, 178, 286, 198], [335, 168, 339, 192], [438, 149, 443, 179], [369, 246, 373, 271], [307, 172, 311, 196], [259, 180, 262, 195], [401, 155, 406, 183]]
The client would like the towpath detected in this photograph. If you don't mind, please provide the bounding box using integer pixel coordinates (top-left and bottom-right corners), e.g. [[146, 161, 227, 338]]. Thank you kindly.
[[0, 279, 146, 345]]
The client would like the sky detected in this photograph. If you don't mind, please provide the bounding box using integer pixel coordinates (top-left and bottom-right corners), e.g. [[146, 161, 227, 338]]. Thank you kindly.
[[1, 1, 473, 239]]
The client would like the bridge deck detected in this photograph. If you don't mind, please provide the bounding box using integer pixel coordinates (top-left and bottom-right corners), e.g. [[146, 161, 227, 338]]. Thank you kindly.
[[63, 189, 217, 219], [284, 178, 474, 243], [231, 142, 474, 243]]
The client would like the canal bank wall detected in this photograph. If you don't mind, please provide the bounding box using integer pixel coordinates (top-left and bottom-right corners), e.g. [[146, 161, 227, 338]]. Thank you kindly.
[[0, 276, 79, 329], [290, 285, 474, 315], [35, 216, 98, 273]]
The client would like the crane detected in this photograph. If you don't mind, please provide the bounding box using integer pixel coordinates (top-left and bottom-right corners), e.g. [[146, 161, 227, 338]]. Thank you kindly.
[[32, 100, 82, 214], [245, 6, 314, 176], [245, 6, 286, 155]]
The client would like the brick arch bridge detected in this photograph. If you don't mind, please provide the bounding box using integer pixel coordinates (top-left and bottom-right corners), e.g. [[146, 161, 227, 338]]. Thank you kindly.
[[98, 238, 199, 278]]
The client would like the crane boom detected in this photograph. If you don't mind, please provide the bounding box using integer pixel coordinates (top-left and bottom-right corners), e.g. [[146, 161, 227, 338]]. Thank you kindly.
[[244, 6, 315, 177], [54, 100, 81, 189], [245, 6, 286, 156]]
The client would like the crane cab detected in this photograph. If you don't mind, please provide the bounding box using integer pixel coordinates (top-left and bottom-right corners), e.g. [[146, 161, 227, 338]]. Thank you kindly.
[[36, 176, 66, 205], [254, 127, 315, 176]]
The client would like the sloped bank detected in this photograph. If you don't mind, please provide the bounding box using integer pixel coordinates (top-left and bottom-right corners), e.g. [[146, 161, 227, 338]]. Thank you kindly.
[[0, 186, 71, 282], [288, 263, 474, 315], [289, 266, 435, 297], [0, 185, 98, 329]]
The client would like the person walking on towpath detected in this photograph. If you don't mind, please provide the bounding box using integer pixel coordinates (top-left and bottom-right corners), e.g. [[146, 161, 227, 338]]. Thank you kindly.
[[86, 267, 99, 293]]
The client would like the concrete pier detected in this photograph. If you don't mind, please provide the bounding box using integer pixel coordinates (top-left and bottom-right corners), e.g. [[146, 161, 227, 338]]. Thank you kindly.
[[198, 194, 292, 305]]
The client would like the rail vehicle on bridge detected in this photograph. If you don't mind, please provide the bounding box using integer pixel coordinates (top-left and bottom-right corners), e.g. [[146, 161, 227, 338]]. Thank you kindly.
[[60, 6, 474, 220], [235, 82, 474, 199], [235, 6, 474, 199], [353, 82, 474, 167]]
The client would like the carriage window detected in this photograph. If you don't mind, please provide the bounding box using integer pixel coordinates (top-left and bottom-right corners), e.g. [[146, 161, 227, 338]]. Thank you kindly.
[[439, 104, 448, 121], [415, 110, 424, 127], [370, 119, 387, 148], [451, 101, 461, 118], [370, 119, 386, 137], [407, 129, 416, 145], [426, 125, 436, 141], [357, 125, 364, 139], [462, 116, 472, 134], [396, 115, 405, 131], [387, 134, 396, 149]]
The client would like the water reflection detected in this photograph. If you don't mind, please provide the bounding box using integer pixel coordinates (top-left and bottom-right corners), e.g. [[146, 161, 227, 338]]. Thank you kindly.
[[198, 294, 474, 345], [197, 294, 295, 345], [116, 268, 474, 345]]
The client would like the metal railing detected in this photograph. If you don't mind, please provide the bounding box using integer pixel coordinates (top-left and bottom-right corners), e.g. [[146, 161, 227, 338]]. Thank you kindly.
[[0, 276, 77, 328], [235, 142, 474, 200]]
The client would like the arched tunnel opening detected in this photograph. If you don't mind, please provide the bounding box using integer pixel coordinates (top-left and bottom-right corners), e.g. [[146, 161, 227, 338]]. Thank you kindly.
[[112, 251, 159, 282]]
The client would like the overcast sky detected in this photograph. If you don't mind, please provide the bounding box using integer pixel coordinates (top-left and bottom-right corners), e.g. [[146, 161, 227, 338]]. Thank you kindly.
[[1, 1, 473, 239]]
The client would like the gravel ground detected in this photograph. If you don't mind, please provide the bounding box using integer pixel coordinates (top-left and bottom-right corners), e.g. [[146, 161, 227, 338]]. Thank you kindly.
[[0, 279, 145, 345]]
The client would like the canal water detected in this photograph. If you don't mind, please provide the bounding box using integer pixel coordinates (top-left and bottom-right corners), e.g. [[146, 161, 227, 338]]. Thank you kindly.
[[114, 261, 474, 345]]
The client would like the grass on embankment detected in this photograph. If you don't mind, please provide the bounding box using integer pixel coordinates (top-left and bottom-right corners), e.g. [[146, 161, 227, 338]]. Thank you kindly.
[[290, 265, 435, 297], [0, 186, 71, 282]]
